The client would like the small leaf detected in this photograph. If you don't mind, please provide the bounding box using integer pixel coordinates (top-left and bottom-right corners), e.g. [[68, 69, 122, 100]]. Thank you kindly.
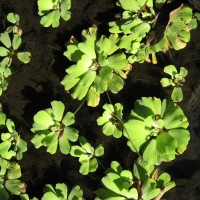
[[95, 144, 104, 157], [5, 180, 24, 195], [12, 34, 21, 50], [171, 87, 183, 102], [17, 52, 31, 63], [0, 32, 11, 48], [164, 65, 177, 76], [68, 185, 83, 200], [0, 47, 9, 57], [51, 101, 65, 121]]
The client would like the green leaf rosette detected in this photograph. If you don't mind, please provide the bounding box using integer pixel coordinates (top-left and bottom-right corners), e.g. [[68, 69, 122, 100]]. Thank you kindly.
[[124, 97, 190, 165], [109, 0, 155, 64], [0, 31, 31, 65], [38, 0, 71, 28], [61, 26, 130, 107], [0, 109, 27, 161], [97, 103, 124, 138], [0, 159, 26, 198], [160, 65, 188, 102], [31, 100, 79, 155], [95, 160, 172, 200], [70, 136, 104, 175]]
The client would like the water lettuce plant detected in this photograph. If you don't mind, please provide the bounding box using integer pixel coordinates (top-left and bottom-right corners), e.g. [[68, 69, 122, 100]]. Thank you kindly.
[[160, 65, 188, 102], [70, 136, 104, 175], [61, 26, 129, 107], [124, 97, 190, 165], [0, 31, 31, 65], [0, 111, 27, 160], [97, 103, 124, 138], [0, 159, 26, 200], [95, 160, 175, 200], [31, 100, 79, 155], [37, 0, 71, 28]]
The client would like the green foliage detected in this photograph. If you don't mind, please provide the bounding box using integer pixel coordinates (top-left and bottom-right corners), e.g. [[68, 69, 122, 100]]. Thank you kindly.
[[109, 0, 155, 63], [41, 183, 83, 200], [0, 31, 31, 64], [0, 110, 27, 160], [31, 100, 79, 155], [95, 160, 175, 200], [124, 97, 190, 165], [0, 59, 11, 96], [97, 103, 124, 138], [38, 0, 71, 28], [0, 159, 26, 199], [161, 65, 188, 102], [149, 5, 195, 60], [61, 26, 129, 107], [70, 136, 104, 175], [20, 183, 83, 200]]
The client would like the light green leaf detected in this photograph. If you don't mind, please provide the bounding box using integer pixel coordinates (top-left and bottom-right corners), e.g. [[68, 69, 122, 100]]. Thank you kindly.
[[40, 10, 60, 28], [160, 78, 171, 87], [0, 47, 9, 57], [0, 32, 11, 48], [79, 161, 90, 175], [7, 163, 21, 179], [12, 34, 21, 50], [46, 133, 58, 154], [5, 180, 24, 195], [68, 185, 83, 200], [168, 128, 190, 154], [64, 127, 79, 142], [171, 87, 183, 102], [7, 13, 20, 24], [95, 144, 104, 157], [32, 110, 54, 131], [70, 145, 85, 157], [163, 65, 177, 76], [108, 74, 124, 93], [59, 131, 71, 155], [156, 132, 177, 162], [17, 52, 31, 63], [62, 112, 75, 126], [38, 0, 55, 15], [87, 86, 100, 107], [51, 101, 65, 121]]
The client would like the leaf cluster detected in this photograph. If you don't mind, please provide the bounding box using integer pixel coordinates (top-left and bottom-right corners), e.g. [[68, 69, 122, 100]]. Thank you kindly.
[[37, 0, 71, 27], [61, 26, 129, 107], [97, 103, 124, 138], [160, 65, 188, 102], [70, 136, 104, 175], [95, 159, 175, 200], [31, 101, 79, 155], [0, 110, 27, 199], [124, 97, 190, 165]]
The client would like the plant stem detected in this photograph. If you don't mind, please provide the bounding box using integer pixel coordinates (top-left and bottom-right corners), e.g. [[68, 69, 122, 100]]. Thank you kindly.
[[106, 91, 112, 105], [47, 45, 63, 51], [112, 112, 143, 159], [74, 99, 86, 115]]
